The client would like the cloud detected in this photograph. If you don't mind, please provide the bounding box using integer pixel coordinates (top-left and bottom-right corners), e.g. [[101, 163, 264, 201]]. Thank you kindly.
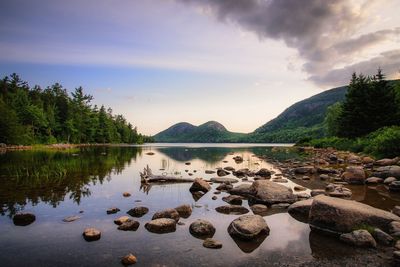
[[178, 0, 400, 86]]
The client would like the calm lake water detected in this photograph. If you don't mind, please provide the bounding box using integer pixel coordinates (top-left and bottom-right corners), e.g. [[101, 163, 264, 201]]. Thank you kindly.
[[0, 144, 398, 266]]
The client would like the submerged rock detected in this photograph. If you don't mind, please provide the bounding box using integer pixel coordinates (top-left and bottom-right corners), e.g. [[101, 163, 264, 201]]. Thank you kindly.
[[309, 195, 400, 234], [189, 178, 211, 193], [175, 204, 192, 218], [62, 215, 80, 222], [152, 208, 180, 222], [203, 238, 223, 249], [215, 205, 249, 215], [118, 220, 140, 231], [121, 254, 137, 265], [340, 230, 377, 248], [205, 170, 216, 174], [228, 215, 270, 240], [189, 219, 216, 238], [145, 218, 176, 233], [13, 213, 36, 226], [127, 206, 149, 217], [83, 228, 101, 241]]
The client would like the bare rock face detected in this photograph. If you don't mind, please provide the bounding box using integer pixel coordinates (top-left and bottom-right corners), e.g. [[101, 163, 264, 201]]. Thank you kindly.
[[127, 206, 149, 217], [13, 213, 36, 226], [83, 228, 101, 241], [215, 205, 249, 215], [189, 178, 211, 193], [288, 199, 313, 223], [145, 218, 176, 234], [341, 166, 366, 184], [152, 208, 180, 222], [189, 219, 216, 238], [309, 195, 400, 234], [250, 180, 297, 205], [227, 215, 270, 240], [340, 230, 377, 248], [175, 204, 192, 218]]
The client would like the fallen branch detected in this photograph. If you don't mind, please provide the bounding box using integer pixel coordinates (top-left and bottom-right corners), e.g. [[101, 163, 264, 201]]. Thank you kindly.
[[140, 165, 195, 184]]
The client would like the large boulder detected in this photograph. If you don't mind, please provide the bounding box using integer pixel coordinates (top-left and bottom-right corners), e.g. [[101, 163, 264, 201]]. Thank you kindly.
[[227, 215, 270, 240], [152, 208, 180, 222], [13, 213, 36, 226], [341, 166, 366, 184], [189, 178, 211, 193], [340, 230, 376, 248], [373, 166, 400, 179], [189, 219, 215, 238], [288, 199, 313, 223], [145, 218, 176, 233], [309, 195, 400, 234], [250, 180, 297, 205]]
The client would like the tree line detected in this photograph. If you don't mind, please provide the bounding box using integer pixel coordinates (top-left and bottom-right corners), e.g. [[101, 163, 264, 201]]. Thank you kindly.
[[0, 73, 153, 145]]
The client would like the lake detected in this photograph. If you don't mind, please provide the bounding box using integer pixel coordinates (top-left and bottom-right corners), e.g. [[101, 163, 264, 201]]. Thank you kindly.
[[0, 144, 398, 266]]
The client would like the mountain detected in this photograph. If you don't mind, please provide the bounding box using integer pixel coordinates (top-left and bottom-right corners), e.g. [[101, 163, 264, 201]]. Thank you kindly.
[[154, 121, 245, 143]]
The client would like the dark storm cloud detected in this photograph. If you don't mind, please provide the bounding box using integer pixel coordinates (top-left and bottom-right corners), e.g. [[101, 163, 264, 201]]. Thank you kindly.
[[179, 0, 400, 86]]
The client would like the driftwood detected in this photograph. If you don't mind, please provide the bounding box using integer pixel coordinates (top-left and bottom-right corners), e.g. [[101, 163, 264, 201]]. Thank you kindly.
[[140, 165, 195, 184]]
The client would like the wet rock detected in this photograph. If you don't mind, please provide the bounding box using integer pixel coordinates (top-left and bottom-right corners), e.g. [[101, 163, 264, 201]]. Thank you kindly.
[[215, 205, 249, 215], [250, 180, 297, 205], [106, 207, 120, 214], [229, 184, 253, 196], [118, 220, 140, 231], [127, 207, 149, 217], [328, 186, 352, 198], [233, 168, 250, 177], [372, 228, 393, 246], [121, 254, 137, 265], [375, 158, 398, 166], [210, 177, 238, 183], [152, 208, 180, 222], [311, 189, 326, 197], [203, 238, 222, 249], [205, 170, 216, 174], [175, 204, 192, 218], [384, 177, 397, 185], [222, 195, 244, 205], [217, 169, 230, 177], [189, 219, 215, 238], [216, 183, 233, 191], [191, 191, 205, 201], [255, 168, 271, 177], [340, 230, 377, 248], [224, 166, 235, 171], [309, 195, 400, 234], [227, 215, 270, 240], [389, 181, 400, 192], [145, 218, 176, 234], [250, 204, 268, 216], [13, 213, 36, 226], [114, 216, 131, 225], [296, 192, 311, 199], [271, 203, 291, 209], [365, 177, 383, 184], [83, 228, 101, 241], [294, 166, 315, 174], [189, 178, 211, 193], [123, 192, 131, 197], [341, 166, 366, 184], [288, 199, 313, 223], [373, 166, 400, 179], [62, 215, 80, 222]]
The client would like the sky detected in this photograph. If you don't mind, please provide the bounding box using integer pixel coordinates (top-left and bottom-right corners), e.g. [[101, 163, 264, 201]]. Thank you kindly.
[[0, 0, 399, 135]]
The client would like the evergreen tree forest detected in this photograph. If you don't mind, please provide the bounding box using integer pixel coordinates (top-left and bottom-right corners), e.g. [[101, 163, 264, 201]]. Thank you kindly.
[[0, 73, 153, 145]]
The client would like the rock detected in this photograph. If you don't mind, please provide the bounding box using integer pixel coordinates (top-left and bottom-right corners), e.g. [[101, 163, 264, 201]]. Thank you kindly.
[[273, 178, 288, 183], [319, 174, 330, 180], [328, 186, 352, 198], [216, 183, 233, 191], [384, 177, 397, 185], [294, 166, 315, 174], [271, 203, 291, 209], [210, 177, 238, 184], [114, 216, 131, 225], [390, 181, 400, 192], [145, 218, 176, 233], [372, 228, 393, 246], [311, 189, 326, 197], [288, 199, 313, 223], [189, 219, 216, 238], [395, 240, 400, 250], [215, 205, 249, 215], [121, 254, 137, 265], [362, 157, 374, 164], [203, 238, 222, 249], [388, 221, 400, 234], [365, 177, 383, 184], [123, 192, 131, 197], [191, 191, 205, 201], [393, 206, 400, 217], [152, 208, 180, 222], [309, 195, 400, 234], [233, 156, 243, 162], [341, 166, 366, 184], [340, 230, 376, 248], [224, 166, 235, 171], [229, 184, 253, 196], [127, 207, 149, 217], [106, 207, 120, 214], [205, 170, 216, 174], [189, 178, 211, 193], [302, 176, 310, 180], [255, 168, 271, 177], [175, 204, 192, 218], [250, 204, 268, 216], [146, 152, 155, 155], [118, 220, 140, 231], [250, 180, 297, 205], [13, 213, 36, 226], [222, 195, 244, 205], [294, 185, 306, 191], [325, 184, 336, 192], [185, 162, 191, 165], [62, 215, 80, 222], [347, 155, 361, 164], [217, 169, 230, 177], [227, 215, 270, 240], [83, 228, 101, 241], [212, 196, 217, 200], [394, 251, 400, 263], [375, 158, 398, 166], [373, 166, 400, 179], [234, 168, 250, 177]]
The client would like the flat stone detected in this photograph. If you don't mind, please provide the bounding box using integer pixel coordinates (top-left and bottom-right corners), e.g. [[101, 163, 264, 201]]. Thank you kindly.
[[62, 215, 80, 222], [83, 228, 101, 241], [205, 170, 216, 174], [145, 218, 176, 234], [365, 177, 383, 184], [215, 205, 249, 215]]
